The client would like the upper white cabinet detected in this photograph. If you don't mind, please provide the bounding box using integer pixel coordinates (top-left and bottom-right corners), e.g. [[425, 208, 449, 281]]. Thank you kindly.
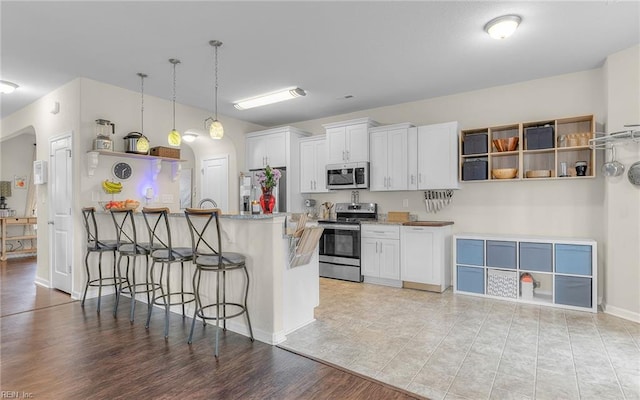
[[245, 126, 311, 212], [369, 123, 414, 191], [401, 224, 452, 293], [415, 121, 460, 190], [299, 136, 328, 193], [323, 118, 379, 164], [246, 131, 287, 170]]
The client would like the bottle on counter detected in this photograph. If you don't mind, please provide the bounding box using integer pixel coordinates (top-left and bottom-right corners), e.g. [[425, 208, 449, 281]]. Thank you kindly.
[[251, 185, 261, 214]]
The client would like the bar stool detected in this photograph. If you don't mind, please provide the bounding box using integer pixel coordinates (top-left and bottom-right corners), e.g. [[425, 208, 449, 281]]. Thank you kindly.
[[142, 207, 194, 338], [81, 207, 119, 313], [184, 208, 254, 357], [110, 208, 154, 322]]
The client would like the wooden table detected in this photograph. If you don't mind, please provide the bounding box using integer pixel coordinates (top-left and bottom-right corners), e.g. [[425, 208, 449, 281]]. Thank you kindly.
[[0, 217, 37, 260]]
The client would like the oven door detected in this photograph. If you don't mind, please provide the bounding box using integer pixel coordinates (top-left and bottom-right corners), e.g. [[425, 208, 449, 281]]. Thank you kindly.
[[318, 224, 360, 265]]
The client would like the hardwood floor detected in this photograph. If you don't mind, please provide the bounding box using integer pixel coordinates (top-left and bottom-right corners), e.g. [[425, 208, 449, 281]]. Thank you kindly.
[[0, 258, 420, 399]]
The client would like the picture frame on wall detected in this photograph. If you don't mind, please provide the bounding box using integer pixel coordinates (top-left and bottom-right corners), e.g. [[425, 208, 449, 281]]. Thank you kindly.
[[14, 176, 26, 189]]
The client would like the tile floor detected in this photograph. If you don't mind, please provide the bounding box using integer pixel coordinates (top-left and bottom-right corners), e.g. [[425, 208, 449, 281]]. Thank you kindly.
[[280, 278, 640, 400]]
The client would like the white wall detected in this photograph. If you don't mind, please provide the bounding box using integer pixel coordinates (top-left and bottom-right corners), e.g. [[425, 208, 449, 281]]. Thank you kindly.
[[603, 45, 640, 321]]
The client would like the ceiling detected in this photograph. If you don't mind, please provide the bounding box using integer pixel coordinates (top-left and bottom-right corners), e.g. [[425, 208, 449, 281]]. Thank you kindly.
[[1, 1, 638, 127]]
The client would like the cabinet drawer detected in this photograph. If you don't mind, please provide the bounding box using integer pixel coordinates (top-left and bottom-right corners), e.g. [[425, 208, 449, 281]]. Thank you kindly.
[[519, 242, 552, 272], [361, 225, 399, 240], [486, 240, 516, 269], [6, 218, 31, 225], [456, 239, 484, 266], [555, 275, 592, 308], [457, 266, 484, 294], [555, 244, 592, 275]]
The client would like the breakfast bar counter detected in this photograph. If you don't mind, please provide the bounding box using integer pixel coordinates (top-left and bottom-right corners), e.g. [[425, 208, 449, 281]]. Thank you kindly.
[[91, 212, 319, 345]]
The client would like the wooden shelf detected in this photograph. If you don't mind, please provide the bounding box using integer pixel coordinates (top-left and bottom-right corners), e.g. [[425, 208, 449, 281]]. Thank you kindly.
[[1, 217, 37, 261], [460, 115, 596, 182]]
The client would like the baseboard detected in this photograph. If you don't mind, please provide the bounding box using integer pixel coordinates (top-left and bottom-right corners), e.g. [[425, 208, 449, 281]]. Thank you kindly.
[[34, 277, 50, 288], [363, 276, 402, 288], [603, 304, 640, 323], [285, 318, 316, 336]]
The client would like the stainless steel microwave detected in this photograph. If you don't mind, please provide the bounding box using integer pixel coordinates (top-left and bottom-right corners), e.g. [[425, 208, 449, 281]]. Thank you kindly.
[[326, 162, 369, 190]]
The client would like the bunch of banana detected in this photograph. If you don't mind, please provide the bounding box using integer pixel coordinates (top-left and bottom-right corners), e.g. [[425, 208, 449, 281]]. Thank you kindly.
[[102, 180, 123, 194]]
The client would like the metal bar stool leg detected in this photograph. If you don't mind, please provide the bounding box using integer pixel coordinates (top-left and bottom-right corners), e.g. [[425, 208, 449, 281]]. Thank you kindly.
[[164, 263, 171, 339], [81, 252, 91, 307], [129, 255, 137, 322], [243, 265, 254, 341], [146, 260, 158, 329], [188, 267, 201, 344], [97, 252, 104, 313]]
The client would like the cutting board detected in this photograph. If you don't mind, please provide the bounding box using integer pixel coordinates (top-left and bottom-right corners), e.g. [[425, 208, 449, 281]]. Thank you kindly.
[[387, 211, 410, 223]]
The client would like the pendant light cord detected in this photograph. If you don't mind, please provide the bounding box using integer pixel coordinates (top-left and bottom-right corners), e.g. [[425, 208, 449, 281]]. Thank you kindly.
[[214, 44, 219, 121], [138, 72, 147, 134], [172, 61, 177, 130]]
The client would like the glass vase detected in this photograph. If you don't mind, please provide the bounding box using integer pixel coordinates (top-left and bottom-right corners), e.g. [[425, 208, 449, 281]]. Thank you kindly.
[[260, 187, 276, 214]]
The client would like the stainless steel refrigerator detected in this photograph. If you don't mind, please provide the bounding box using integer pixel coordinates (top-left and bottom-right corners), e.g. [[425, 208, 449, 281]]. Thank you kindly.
[[249, 167, 287, 213]]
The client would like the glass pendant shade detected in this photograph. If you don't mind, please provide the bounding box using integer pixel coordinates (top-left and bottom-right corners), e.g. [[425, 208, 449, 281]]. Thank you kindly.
[[209, 120, 224, 139], [136, 136, 149, 152]]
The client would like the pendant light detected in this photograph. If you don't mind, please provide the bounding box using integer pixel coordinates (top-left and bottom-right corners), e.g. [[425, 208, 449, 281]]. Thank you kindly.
[[167, 58, 182, 146], [136, 73, 150, 153], [206, 40, 224, 139]]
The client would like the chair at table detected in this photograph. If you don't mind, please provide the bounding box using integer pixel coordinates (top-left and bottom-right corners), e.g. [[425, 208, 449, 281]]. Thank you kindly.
[[81, 207, 119, 313], [110, 208, 154, 322], [142, 207, 194, 338], [184, 208, 254, 357]]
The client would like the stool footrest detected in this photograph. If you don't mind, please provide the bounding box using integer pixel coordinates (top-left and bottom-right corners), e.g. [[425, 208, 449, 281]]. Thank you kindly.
[[152, 292, 196, 307], [195, 302, 247, 321]]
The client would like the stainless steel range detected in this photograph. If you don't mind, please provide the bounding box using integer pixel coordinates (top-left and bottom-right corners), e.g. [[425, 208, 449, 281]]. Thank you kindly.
[[318, 202, 377, 282]]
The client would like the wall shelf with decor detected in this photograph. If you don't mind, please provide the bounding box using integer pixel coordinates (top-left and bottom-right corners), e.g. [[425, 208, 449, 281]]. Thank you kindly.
[[86, 150, 185, 180], [459, 115, 595, 182]]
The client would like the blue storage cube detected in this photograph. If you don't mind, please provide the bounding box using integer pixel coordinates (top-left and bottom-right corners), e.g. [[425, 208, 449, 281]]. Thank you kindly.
[[520, 242, 553, 272], [457, 239, 484, 266], [555, 244, 592, 275], [457, 266, 484, 294], [555, 275, 592, 309], [486, 240, 517, 269]]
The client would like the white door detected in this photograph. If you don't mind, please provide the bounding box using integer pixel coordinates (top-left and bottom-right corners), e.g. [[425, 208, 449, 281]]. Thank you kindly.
[[300, 140, 316, 193], [202, 156, 229, 211], [346, 123, 369, 162], [369, 130, 388, 191], [387, 128, 408, 191], [50, 134, 73, 293], [326, 126, 347, 164]]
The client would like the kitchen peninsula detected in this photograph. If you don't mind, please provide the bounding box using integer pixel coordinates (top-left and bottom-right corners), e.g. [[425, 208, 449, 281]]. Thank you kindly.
[[92, 211, 319, 345]]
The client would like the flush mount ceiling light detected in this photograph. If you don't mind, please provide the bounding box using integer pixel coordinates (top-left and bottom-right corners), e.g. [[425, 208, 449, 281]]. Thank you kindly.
[[0, 80, 19, 94], [485, 15, 522, 40], [182, 129, 199, 143], [233, 87, 306, 110], [167, 58, 182, 146], [206, 40, 224, 140]]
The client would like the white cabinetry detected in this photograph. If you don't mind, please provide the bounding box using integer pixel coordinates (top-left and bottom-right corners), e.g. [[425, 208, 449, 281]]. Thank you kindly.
[[245, 126, 311, 212], [415, 121, 460, 190], [369, 123, 414, 191], [323, 118, 379, 164], [401, 225, 452, 293], [361, 225, 401, 287], [246, 131, 286, 170], [299, 136, 328, 193]]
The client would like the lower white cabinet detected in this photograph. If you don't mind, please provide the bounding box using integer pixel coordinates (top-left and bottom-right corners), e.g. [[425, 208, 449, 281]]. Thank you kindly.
[[400, 225, 452, 292], [361, 225, 401, 287]]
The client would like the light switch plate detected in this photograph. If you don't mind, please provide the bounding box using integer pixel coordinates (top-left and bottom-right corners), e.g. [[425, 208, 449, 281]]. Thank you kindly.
[[402, 199, 409, 208], [162, 194, 173, 203]]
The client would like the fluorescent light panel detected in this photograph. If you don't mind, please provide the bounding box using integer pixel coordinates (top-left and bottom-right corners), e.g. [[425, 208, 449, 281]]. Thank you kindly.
[[234, 87, 306, 110]]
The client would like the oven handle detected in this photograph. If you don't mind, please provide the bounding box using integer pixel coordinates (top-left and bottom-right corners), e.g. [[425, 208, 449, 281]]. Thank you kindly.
[[318, 224, 360, 231]]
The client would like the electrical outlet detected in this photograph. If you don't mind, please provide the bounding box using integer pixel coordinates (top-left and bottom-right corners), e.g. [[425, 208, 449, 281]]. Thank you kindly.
[[402, 199, 409, 208]]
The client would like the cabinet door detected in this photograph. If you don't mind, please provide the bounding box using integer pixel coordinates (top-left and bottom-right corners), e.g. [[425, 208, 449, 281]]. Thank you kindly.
[[346, 123, 369, 162], [387, 128, 408, 191], [314, 139, 328, 192], [246, 136, 267, 170], [369, 130, 388, 191], [417, 121, 459, 189], [299, 141, 316, 193], [407, 127, 418, 190], [361, 238, 380, 277], [264, 132, 286, 167], [401, 227, 436, 285], [326, 127, 347, 164], [379, 239, 400, 280]]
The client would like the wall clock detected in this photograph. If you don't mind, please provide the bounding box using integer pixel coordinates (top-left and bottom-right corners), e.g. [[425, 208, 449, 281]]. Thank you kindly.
[[112, 161, 132, 180]]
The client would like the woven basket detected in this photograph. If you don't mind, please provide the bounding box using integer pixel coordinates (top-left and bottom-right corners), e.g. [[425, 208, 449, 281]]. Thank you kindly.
[[150, 146, 180, 159]]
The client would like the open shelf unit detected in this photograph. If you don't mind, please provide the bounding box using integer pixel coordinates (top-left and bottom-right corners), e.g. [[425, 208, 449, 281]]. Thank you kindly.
[[87, 150, 185, 181], [453, 233, 597, 313], [459, 115, 595, 182], [1, 217, 37, 260]]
